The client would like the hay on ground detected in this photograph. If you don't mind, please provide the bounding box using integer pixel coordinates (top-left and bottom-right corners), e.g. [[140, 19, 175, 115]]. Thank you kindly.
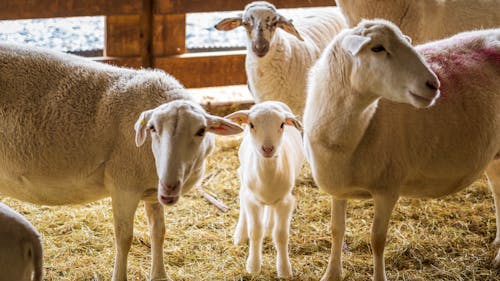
[[1, 136, 500, 280]]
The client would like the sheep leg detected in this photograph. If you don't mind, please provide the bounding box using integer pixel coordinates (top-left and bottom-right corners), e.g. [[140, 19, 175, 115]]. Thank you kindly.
[[111, 192, 141, 281], [234, 188, 249, 245], [264, 205, 274, 238], [321, 198, 346, 281], [145, 202, 168, 280], [245, 199, 265, 274], [371, 194, 398, 281], [272, 195, 295, 278], [486, 160, 500, 268]]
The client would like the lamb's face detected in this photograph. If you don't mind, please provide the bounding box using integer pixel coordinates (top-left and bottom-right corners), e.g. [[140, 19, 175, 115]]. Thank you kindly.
[[214, 1, 304, 58], [135, 100, 243, 206], [341, 20, 440, 108], [226, 101, 302, 159]]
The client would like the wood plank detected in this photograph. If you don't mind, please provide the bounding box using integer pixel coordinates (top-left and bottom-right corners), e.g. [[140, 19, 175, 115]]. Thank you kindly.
[[155, 51, 247, 88], [141, 0, 154, 67], [0, 0, 142, 20], [105, 15, 141, 57], [94, 57, 143, 68], [156, 0, 335, 14], [153, 14, 186, 56]]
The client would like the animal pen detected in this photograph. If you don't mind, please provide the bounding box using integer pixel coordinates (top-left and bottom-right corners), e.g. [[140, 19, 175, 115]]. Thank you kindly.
[[1, 0, 499, 280]]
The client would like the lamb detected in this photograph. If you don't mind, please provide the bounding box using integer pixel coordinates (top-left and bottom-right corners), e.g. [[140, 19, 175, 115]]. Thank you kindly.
[[225, 101, 304, 278], [336, 0, 500, 45], [215, 1, 346, 115], [303, 20, 500, 281], [0, 203, 43, 281], [0, 43, 243, 281]]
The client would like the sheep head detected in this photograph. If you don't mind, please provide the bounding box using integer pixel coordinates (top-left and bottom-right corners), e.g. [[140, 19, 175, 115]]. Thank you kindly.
[[134, 100, 243, 205], [214, 1, 304, 58]]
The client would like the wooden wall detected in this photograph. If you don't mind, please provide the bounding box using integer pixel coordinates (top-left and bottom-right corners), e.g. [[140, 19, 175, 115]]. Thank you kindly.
[[0, 0, 335, 88]]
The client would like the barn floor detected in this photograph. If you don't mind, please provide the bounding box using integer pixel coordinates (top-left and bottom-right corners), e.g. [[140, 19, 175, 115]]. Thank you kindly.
[[2, 136, 500, 281]]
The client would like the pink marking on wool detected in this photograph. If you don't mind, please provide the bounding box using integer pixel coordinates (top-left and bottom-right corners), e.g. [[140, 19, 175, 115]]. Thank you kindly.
[[418, 45, 500, 101]]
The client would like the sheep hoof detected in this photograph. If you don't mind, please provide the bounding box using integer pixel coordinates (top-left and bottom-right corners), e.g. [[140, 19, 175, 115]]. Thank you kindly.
[[246, 259, 261, 275], [277, 267, 293, 279], [492, 253, 500, 269], [233, 233, 248, 245]]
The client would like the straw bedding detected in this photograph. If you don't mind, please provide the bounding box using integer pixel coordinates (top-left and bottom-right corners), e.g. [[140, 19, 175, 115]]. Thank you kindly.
[[1, 136, 500, 280]]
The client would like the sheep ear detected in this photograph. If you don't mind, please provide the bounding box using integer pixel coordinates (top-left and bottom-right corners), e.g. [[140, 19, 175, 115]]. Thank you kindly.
[[134, 110, 153, 147], [341, 34, 371, 56], [207, 115, 244, 136], [225, 110, 250, 125], [277, 15, 304, 41], [214, 16, 243, 31], [285, 114, 303, 131]]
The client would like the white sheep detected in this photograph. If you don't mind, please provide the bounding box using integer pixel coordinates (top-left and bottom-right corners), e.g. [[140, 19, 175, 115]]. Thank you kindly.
[[0, 203, 43, 281], [225, 101, 304, 278], [215, 1, 346, 115], [0, 43, 243, 281], [336, 0, 500, 45], [303, 19, 500, 281]]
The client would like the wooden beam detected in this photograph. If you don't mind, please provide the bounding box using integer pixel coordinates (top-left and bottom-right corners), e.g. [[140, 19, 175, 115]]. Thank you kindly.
[[105, 15, 141, 57], [156, 0, 334, 14], [155, 51, 247, 88], [153, 14, 186, 57], [93, 57, 143, 68], [0, 0, 142, 20], [141, 0, 154, 67]]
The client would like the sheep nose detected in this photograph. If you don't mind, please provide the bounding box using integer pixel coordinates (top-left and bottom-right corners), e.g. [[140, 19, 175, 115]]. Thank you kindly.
[[161, 180, 180, 192], [262, 145, 274, 154], [426, 80, 439, 91]]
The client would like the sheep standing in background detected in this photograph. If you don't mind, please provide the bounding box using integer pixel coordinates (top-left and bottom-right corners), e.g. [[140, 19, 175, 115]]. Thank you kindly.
[[226, 101, 304, 278], [336, 0, 500, 44], [215, 1, 346, 115], [303, 19, 500, 281], [0, 203, 43, 281], [0, 43, 243, 281]]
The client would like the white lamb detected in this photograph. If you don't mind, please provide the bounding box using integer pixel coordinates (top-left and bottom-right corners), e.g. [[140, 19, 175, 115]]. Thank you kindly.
[[303, 20, 500, 281], [336, 0, 500, 44], [0, 43, 243, 281], [0, 203, 43, 281], [215, 1, 346, 115], [225, 101, 304, 278]]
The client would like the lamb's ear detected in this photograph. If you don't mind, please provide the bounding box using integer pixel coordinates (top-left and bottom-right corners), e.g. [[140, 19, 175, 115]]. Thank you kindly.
[[206, 115, 244, 136], [225, 110, 250, 125], [214, 16, 243, 31], [134, 110, 153, 147], [277, 15, 304, 41], [341, 34, 371, 56], [285, 113, 303, 131]]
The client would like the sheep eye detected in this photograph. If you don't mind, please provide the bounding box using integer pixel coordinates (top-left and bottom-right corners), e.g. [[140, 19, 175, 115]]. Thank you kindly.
[[280, 122, 285, 129], [250, 123, 255, 129], [371, 45, 386, 53], [149, 125, 156, 133], [195, 127, 206, 137]]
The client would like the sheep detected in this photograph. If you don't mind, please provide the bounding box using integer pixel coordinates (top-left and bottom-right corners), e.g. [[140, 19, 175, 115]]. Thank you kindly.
[[0, 203, 43, 281], [0, 43, 243, 281], [336, 0, 500, 45], [225, 101, 304, 278], [303, 19, 500, 281], [215, 1, 347, 115]]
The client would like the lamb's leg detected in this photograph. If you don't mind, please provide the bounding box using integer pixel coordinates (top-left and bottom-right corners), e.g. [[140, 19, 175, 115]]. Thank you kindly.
[[234, 188, 249, 245], [145, 202, 168, 280], [245, 198, 265, 274], [371, 194, 398, 281], [111, 192, 141, 281], [272, 195, 295, 278], [321, 198, 346, 281], [486, 160, 500, 268], [264, 205, 274, 238]]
